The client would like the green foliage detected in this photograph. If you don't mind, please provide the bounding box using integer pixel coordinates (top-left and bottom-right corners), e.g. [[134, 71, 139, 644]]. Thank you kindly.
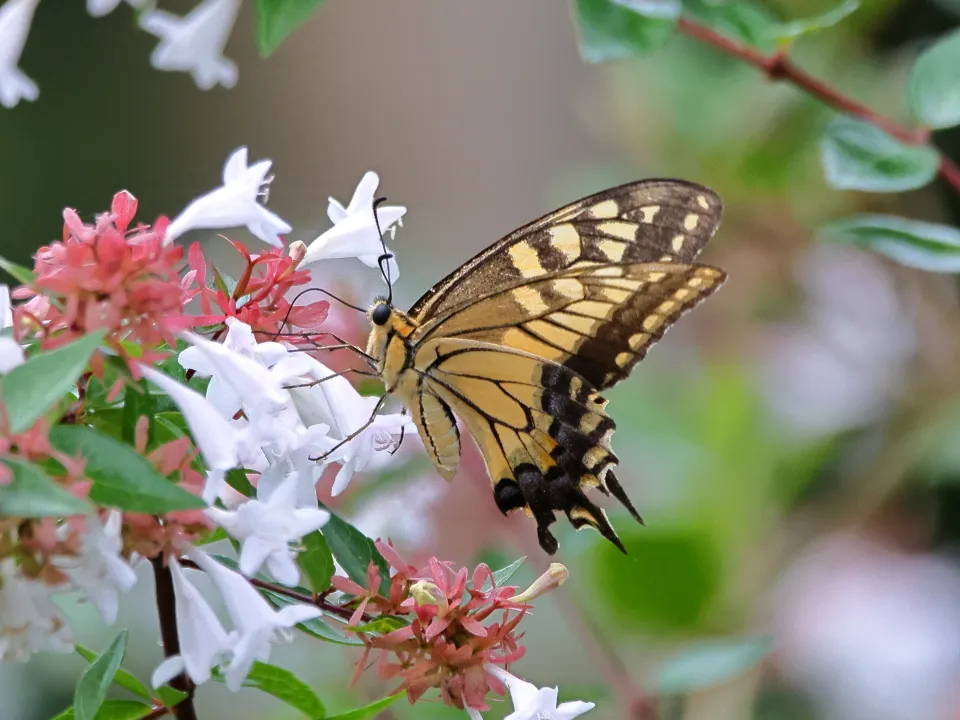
[[74, 631, 128, 720], [822, 214, 960, 272], [908, 27, 960, 129], [224, 467, 256, 498], [51, 700, 154, 720], [121, 380, 154, 446], [771, 0, 859, 45], [214, 660, 326, 717], [253, 0, 326, 57], [656, 636, 773, 694], [0, 459, 91, 517], [819, 116, 939, 192], [324, 693, 403, 720], [348, 616, 410, 634], [0, 254, 35, 285], [572, 0, 678, 63], [684, 0, 780, 52], [489, 556, 527, 589], [299, 529, 336, 594], [49, 426, 205, 513], [1, 329, 107, 433], [321, 509, 390, 594], [74, 645, 188, 708], [262, 589, 364, 646]]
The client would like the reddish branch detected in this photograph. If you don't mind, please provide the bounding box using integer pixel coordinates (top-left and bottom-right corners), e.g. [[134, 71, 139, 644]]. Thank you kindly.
[[675, 16, 960, 196]]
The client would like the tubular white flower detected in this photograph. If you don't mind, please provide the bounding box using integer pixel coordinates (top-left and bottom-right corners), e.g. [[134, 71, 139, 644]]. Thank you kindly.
[[187, 548, 321, 691], [484, 664, 596, 720], [139, 0, 242, 91], [151, 558, 236, 689], [303, 171, 404, 281], [0, 284, 12, 331], [0, 559, 73, 662], [139, 364, 244, 504], [0, 336, 24, 373], [0, 0, 39, 109], [205, 475, 330, 586], [53, 511, 137, 625], [164, 147, 292, 246]]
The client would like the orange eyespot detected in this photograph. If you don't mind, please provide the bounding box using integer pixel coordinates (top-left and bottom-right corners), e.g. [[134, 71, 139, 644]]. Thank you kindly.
[[372, 303, 391, 326]]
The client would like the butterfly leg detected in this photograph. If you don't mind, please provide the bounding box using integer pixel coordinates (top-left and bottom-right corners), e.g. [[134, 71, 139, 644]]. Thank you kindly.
[[308, 394, 388, 463]]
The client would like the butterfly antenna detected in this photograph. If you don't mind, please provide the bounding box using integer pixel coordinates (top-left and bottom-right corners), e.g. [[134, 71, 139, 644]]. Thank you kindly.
[[272, 287, 366, 342], [372, 195, 394, 305]]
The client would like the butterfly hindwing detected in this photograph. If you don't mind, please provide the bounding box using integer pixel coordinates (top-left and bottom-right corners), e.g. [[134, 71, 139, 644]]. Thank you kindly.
[[414, 337, 633, 553], [407, 179, 723, 324]]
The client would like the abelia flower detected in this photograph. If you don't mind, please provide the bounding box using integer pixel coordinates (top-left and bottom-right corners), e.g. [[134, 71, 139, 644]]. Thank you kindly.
[[14, 191, 191, 369], [0, 559, 73, 662], [471, 664, 596, 720], [0, 0, 40, 109], [86, 0, 146, 18]]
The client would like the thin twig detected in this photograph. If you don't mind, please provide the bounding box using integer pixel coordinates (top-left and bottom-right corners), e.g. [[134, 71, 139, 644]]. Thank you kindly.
[[151, 557, 198, 720], [141, 705, 171, 720], [675, 16, 960, 196]]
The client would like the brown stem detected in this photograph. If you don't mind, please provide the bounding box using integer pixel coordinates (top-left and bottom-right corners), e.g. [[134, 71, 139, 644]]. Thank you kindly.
[[675, 16, 960, 195], [142, 706, 171, 720], [151, 556, 198, 720]]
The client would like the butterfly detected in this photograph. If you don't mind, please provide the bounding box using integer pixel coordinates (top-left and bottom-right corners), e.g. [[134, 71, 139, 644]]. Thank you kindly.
[[362, 179, 726, 554]]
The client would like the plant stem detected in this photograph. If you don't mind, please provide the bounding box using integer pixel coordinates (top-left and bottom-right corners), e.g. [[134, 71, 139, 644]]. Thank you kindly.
[[151, 556, 199, 720], [675, 16, 960, 196]]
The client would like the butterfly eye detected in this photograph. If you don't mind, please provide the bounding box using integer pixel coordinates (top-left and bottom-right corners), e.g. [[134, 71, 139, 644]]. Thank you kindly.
[[371, 303, 391, 326]]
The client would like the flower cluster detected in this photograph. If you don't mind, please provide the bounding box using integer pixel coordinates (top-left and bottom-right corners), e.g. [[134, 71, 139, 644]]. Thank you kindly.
[[0, 145, 596, 719]]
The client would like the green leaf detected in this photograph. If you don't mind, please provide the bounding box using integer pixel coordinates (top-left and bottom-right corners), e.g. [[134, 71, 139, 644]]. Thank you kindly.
[[481, 556, 526, 592], [819, 116, 939, 192], [821, 214, 960, 272], [0, 459, 91, 517], [122, 381, 154, 446], [49, 426, 205, 513], [213, 661, 326, 717], [224, 467, 256, 499], [348, 615, 410, 634], [656, 636, 773, 694], [75, 631, 128, 720], [261, 589, 363, 645], [50, 700, 154, 720], [155, 686, 189, 708], [321, 510, 390, 594], [1, 329, 107, 433], [253, 0, 326, 57], [770, 0, 859, 44], [908, 27, 960, 129], [684, 0, 780, 52], [572, 0, 678, 63], [75, 645, 150, 701], [299, 529, 335, 593], [325, 693, 403, 720], [0, 255, 36, 285]]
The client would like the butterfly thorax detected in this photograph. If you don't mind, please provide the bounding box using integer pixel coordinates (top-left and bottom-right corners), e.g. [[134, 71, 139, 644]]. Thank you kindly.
[[366, 300, 419, 394]]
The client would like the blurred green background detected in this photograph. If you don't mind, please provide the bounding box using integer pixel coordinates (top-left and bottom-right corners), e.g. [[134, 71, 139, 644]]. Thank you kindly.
[[4, 0, 960, 718]]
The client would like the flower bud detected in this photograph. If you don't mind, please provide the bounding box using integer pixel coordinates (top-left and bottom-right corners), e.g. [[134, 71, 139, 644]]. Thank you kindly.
[[286, 240, 307, 268], [509, 563, 568, 604]]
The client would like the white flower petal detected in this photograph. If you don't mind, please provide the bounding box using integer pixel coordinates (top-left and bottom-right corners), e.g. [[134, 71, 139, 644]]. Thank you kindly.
[[151, 655, 185, 689], [0, 0, 40, 109], [87, 0, 145, 17], [0, 337, 24, 373]]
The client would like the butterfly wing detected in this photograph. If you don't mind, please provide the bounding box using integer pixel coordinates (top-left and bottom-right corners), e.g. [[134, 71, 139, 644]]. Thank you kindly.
[[407, 179, 723, 326]]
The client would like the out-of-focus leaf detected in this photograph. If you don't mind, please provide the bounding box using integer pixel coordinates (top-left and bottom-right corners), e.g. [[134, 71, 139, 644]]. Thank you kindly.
[[0, 255, 35, 285], [908, 27, 960, 129], [0, 459, 91, 517], [656, 636, 773, 694], [321, 509, 390, 594], [1, 329, 107, 433], [325, 693, 403, 720], [224, 468, 256, 498], [770, 0, 859, 44], [684, 0, 780, 52], [348, 616, 410, 634], [820, 116, 939, 192], [75, 645, 150, 701], [821, 214, 960, 272], [51, 700, 154, 720], [74, 631, 128, 720], [262, 588, 363, 646], [213, 661, 326, 717], [49, 426, 205, 513], [122, 381, 154, 446], [299, 529, 335, 593], [591, 527, 721, 632], [572, 0, 677, 63], [482, 556, 526, 591], [253, 0, 326, 57]]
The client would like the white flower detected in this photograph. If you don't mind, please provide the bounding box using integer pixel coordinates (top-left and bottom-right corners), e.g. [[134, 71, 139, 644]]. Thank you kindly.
[[0, 559, 73, 662], [86, 0, 145, 18], [0, 283, 12, 331], [288, 356, 411, 495], [53, 511, 137, 624], [0, 0, 39, 109], [303, 171, 405, 281], [139, 364, 245, 504], [139, 0, 241, 91], [165, 147, 292, 247], [151, 558, 236, 689], [483, 665, 595, 720], [0, 335, 24, 373], [188, 548, 321, 692], [254, 423, 336, 508], [205, 475, 330, 586]]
